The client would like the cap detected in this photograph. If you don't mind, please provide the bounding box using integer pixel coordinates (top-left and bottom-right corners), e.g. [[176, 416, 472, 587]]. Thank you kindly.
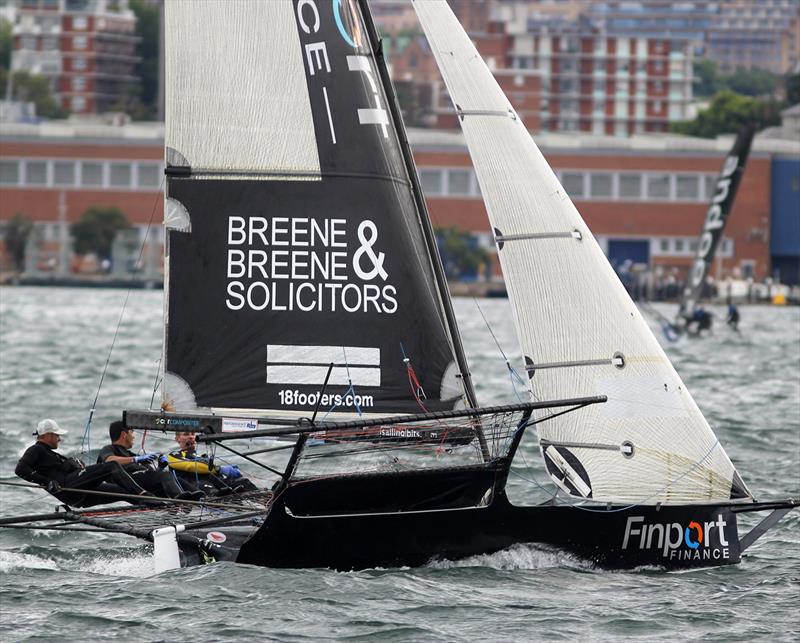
[[35, 419, 68, 436]]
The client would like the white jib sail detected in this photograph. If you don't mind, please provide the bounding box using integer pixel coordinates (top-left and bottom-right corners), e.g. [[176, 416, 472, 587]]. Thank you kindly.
[[413, 0, 750, 505]]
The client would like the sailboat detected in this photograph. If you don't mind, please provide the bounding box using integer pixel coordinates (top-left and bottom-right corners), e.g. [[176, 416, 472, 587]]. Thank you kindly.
[[644, 125, 755, 339], [3, 0, 794, 572]]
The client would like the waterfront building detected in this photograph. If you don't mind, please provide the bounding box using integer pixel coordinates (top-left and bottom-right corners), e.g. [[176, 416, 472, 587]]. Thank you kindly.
[[2, 121, 796, 286]]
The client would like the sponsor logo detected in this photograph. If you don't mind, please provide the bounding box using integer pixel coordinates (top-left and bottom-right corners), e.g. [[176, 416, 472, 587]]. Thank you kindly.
[[221, 418, 259, 433], [206, 531, 227, 544], [379, 427, 421, 438], [278, 389, 374, 408], [225, 216, 397, 314], [154, 417, 202, 428], [294, 0, 389, 140], [622, 515, 731, 561], [684, 154, 739, 310]]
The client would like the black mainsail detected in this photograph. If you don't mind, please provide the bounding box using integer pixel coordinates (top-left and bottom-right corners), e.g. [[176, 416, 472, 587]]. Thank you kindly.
[[677, 125, 755, 321], [162, 0, 471, 417]]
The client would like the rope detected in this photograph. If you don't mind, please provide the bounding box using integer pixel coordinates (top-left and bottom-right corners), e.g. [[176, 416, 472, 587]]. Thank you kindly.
[[473, 298, 537, 403], [80, 177, 165, 455]]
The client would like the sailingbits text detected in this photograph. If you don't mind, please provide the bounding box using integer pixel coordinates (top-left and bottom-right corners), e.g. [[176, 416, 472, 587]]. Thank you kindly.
[[225, 216, 398, 314]]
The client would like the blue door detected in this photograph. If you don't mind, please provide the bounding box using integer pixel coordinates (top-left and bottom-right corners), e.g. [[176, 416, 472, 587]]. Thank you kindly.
[[607, 239, 650, 270]]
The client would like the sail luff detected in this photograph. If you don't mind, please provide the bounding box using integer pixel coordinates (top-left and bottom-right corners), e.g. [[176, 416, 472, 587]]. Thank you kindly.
[[677, 125, 755, 319], [413, 0, 751, 505]]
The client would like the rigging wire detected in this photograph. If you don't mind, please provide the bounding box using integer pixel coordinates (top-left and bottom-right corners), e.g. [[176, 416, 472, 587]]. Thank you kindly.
[[473, 298, 536, 403], [80, 176, 165, 455]]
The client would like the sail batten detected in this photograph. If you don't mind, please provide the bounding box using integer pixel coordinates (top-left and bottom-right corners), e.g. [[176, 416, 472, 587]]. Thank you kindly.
[[414, 0, 751, 505]]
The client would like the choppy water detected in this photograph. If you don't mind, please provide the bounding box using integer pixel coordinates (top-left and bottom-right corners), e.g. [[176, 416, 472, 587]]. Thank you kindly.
[[1, 287, 798, 641]]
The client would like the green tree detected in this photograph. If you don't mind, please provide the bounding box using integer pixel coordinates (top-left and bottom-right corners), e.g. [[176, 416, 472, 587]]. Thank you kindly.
[[693, 59, 721, 98], [129, 0, 160, 119], [70, 207, 131, 260], [0, 18, 11, 70], [436, 227, 489, 280], [2, 213, 33, 272], [726, 68, 777, 97], [671, 90, 781, 138], [786, 72, 800, 105], [0, 69, 68, 118]]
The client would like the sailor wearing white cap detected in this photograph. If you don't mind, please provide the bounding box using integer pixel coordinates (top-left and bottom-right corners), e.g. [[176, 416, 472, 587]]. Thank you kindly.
[[15, 418, 154, 507]]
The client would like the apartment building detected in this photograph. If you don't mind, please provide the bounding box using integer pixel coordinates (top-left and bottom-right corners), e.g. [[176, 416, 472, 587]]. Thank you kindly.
[[11, 0, 140, 115], [708, 0, 800, 74]]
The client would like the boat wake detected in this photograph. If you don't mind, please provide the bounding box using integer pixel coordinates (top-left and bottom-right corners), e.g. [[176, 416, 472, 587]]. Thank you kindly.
[[0, 550, 58, 573], [428, 543, 592, 572]]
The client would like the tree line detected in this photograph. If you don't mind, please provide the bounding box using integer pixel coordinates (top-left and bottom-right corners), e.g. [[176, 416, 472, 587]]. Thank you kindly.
[[3, 207, 131, 272]]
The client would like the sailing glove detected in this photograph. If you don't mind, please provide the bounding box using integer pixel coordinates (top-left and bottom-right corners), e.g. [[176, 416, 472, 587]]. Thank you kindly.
[[134, 452, 159, 463], [219, 465, 241, 478], [46, 480, 61, 493]]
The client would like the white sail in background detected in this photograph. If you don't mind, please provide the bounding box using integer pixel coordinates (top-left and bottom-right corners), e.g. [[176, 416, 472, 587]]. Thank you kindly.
[[413, 0, 750, 505]]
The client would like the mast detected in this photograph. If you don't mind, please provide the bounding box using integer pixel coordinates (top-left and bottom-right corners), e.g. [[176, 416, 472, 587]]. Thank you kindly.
[[356, 0, 479, 412], [677, 125, 755, 320]]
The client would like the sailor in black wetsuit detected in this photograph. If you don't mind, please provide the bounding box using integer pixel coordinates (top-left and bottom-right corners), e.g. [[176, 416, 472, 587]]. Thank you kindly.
[[15, 419, 153, 507], [96, 421, 204, 501]]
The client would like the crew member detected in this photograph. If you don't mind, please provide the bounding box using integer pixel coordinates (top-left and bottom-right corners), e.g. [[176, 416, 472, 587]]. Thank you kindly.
[[15, 419, 153, 507], [167, 430, 257, 496], [97, 420, 204, 502], [726, 303, 740, 332]]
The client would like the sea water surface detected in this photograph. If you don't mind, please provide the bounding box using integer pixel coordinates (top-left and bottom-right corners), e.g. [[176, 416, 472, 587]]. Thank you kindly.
[[0, 287, 798, 641]]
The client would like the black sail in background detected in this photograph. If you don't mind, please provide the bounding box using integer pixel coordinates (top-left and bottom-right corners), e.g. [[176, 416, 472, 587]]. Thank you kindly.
[[678, 125, 755, 319], [163, 0, 465, 416]]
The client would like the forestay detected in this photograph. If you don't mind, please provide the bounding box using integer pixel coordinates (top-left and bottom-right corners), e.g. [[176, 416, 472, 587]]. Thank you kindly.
[[162, 0, 469, 418], [413, 0, 751, 505]]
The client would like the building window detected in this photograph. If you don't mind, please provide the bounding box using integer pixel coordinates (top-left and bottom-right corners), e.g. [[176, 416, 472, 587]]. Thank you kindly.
[[137, 163, 161, 188], [21, 35, 37, 50], [73, 15, 88, 30], [53, 161, 76, 186], [73, 76, 86, 91], [659, 238, 670, 253], [419, 169, 442, 195], [647, 174, 670, 199], [0, 160, 20, 185], [42, 37, 58, 50], [73, 35, 88, 49], [561, 172, 584, 198], [73, 57, 87, 71], [590, 173, 613, 198], [674, 239, 684, 252], [25, 160, 48, 185], [81, 161, 104, 187], [71, 96, 86, 111], [446, 169, 471, 195], [110, 163, 132, 188], [676, 175, 699, 200], [619, 173, 642, 199]]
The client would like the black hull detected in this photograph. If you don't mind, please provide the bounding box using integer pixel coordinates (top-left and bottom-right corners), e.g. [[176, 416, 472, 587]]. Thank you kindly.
[[233, 492, 744, 571]]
